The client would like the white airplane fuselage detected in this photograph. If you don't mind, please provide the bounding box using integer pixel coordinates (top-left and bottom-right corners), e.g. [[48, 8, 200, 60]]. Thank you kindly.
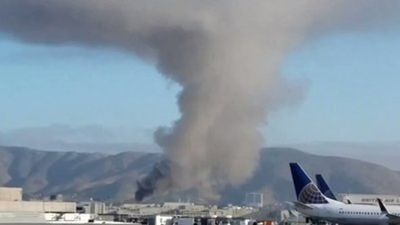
[[289, 162, 400, 225], [297, 198, 400, 225]]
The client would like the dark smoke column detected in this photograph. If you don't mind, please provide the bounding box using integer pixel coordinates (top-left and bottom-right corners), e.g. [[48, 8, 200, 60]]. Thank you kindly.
[[135, 160, 170, 201]]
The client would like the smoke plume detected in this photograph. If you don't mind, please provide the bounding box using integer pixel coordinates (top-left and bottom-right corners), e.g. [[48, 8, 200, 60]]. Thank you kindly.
[[135, 160, 170, 202], [0, 0, 399, 201]]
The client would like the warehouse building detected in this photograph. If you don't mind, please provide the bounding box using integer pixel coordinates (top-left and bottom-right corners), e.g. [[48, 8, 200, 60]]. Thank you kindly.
[[0, 187, 76, 213], [0, 187, 22, 201]]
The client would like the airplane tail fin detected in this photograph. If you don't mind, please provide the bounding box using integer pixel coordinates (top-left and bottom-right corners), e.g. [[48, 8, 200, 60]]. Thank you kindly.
[[316, 174, 337, 200], [289, 163, 328, 204]]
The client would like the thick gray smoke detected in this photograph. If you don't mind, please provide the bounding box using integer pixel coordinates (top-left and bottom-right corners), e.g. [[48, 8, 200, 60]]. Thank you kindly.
[[0, 0, 399, 201]]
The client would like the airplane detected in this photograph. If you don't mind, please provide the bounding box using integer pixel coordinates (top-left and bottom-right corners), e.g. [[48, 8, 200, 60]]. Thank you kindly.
[[315, 174, 338, 201], [290, 162, 400, 225]]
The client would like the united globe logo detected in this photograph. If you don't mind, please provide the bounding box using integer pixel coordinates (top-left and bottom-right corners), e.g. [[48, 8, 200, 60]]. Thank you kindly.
[[299, 183, 328, 204]]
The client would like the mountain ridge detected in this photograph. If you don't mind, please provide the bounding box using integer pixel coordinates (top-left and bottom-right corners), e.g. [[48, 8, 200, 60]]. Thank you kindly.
[[0, 145, 399, 204]]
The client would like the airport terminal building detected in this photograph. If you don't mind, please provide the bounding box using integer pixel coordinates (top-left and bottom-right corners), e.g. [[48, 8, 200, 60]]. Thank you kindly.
[[338, 193, 400, 205]]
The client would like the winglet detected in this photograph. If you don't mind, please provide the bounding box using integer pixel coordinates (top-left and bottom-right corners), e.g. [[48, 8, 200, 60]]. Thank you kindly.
[[377, 198, 389, 214]]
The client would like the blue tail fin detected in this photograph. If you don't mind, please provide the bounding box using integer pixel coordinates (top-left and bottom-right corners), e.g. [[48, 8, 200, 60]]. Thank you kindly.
[[289, 163, 328, 204], [316, 174, 337, 200]]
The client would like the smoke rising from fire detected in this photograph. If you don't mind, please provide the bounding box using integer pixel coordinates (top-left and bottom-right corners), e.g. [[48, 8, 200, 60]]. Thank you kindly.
[[0, 0, 399, 201]]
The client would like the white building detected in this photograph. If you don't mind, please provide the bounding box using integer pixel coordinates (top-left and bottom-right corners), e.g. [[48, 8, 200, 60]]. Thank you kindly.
[[338, 193, 400, 205], [0, 187, 76, 213]]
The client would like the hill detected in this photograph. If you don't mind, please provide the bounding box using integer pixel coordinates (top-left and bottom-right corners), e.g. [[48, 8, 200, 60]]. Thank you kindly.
[[0, 146, 399, 203]]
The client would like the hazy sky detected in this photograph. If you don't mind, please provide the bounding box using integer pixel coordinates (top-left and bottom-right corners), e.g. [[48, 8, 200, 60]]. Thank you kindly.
[[1, 31, 400, 149]]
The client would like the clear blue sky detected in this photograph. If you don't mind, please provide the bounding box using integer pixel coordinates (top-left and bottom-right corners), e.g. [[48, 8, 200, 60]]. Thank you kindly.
[[1, 31, 400, 147], [268, 32, 400, 145]]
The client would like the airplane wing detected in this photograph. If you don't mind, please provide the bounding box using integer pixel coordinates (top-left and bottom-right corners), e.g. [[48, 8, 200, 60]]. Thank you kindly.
[[377, 198, 400, 224], [385, 214, 400, 225]]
